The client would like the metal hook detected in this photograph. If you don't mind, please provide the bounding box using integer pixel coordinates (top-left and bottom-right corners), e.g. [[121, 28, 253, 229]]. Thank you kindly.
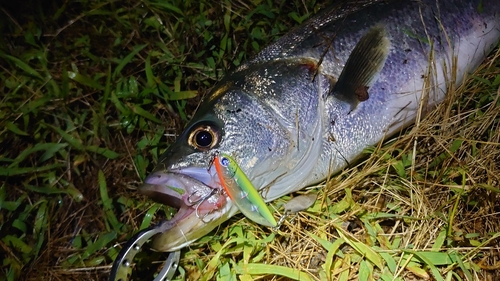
[[109, 224, 180, 281], [194, 188, 221, 223], [272, 193, 317, 231], [207, 151, 219, 172], [187, 189, 208, 206], [272, 211, 289, 231], [197, 207, 216, 223]]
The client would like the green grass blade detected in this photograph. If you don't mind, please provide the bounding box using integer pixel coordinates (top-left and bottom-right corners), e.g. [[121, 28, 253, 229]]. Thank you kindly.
[[9, 143, 67, 168], [23, 184, 84, 202], [403, 250, 444, 281], [32, 200, 48, 257], [2, 235, 32, 254], [130, 104, 162, 123], [139, 203, 161, 229], [112, 44, 147, 78], [98, 170, 122, 232], [0, 163, 66, 176], [0, 53, 43, 79], [85, 146, 120, 159], [235, 263, 313, 281], [44, 123, 85, 150], [449, 252, 473, 281], [67, 71, 105, 90], [81, 231, 117, 259], [147, 0, 183, 15], [5, 121, 29, 136], [336, 227, 384, 270]]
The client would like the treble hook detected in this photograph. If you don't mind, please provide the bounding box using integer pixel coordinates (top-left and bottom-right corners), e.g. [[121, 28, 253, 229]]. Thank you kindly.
[[194, 188, 221, 223], [189, 151, 226, 223], [187, 189, 209, 206]]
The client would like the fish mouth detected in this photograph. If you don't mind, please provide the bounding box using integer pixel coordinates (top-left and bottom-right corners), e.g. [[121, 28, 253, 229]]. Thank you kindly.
[[139, 167, 237, 252]]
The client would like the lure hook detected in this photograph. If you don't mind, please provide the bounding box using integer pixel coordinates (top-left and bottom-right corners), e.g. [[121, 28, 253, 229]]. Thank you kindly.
[[207, 151, 219, 172], [272, 212, 288, 230], [187, 189, 208, 206], [194, 188, 220, 223]]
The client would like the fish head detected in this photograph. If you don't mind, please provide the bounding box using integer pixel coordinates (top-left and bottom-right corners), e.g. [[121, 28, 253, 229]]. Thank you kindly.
[[140, 72, 300, 252]]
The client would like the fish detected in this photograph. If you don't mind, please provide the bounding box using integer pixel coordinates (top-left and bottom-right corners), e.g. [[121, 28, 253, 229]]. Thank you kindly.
[[139, 0, 500, 252]]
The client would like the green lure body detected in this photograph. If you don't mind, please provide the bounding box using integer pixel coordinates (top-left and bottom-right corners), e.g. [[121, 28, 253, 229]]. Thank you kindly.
[[214, 153, 277, 227]]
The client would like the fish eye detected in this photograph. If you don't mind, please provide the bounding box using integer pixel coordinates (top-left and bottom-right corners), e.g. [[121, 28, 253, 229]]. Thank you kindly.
[[188, 124, 219, 151]]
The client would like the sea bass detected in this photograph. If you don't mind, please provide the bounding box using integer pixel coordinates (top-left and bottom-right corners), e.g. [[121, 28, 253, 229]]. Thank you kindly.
[[140, 0, 500, 252]]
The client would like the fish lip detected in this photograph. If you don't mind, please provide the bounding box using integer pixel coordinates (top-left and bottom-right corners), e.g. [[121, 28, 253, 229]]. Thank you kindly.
[[139, 182, 184, 208], [140, 167, 222, 214], [138, 167, 230, 251]]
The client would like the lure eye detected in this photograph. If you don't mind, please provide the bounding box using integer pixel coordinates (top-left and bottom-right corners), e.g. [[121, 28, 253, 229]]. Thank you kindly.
[[221, 157, 229, 167], [188, 124, 219, 151]]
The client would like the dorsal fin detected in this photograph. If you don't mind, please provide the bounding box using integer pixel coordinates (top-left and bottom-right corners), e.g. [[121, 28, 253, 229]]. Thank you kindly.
[[332, 25, 390, 111]]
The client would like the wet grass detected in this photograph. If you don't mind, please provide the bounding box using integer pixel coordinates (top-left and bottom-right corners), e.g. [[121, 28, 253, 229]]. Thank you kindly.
[[1, 0, 499, 280]]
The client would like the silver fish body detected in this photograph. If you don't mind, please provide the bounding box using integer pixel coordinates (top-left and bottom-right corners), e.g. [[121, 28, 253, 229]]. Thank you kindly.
[[140, 0, 500, 251]]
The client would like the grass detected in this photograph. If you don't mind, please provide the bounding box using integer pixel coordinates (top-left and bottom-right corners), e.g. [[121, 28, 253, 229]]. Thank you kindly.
[[0, 0, 499, 280]]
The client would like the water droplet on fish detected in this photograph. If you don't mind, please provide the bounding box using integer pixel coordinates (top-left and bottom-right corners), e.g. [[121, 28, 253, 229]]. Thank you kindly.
[[283, 193, 317, 213]]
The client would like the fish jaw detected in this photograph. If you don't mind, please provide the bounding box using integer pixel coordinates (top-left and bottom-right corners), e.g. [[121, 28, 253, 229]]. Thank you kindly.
[[151, 204, 238, 251], [139, 168, 238, 252]]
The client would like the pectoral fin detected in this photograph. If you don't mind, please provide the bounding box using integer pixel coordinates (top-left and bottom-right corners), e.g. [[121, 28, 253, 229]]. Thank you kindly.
[[332, 25, 390, 111]]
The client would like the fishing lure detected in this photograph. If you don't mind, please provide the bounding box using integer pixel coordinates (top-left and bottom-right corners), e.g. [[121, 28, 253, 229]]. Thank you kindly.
[[213, 152, 277, 227]]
